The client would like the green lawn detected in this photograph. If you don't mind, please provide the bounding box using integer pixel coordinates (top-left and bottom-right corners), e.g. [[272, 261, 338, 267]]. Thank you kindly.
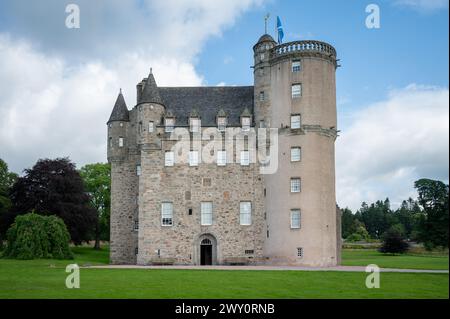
[[342, 249, 449, 270], [0, 246, 448, 299]]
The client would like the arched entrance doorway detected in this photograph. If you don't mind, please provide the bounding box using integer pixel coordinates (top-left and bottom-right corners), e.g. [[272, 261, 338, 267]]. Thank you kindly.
[[197, 234, 217, 265], [200, 238, 212, 265]]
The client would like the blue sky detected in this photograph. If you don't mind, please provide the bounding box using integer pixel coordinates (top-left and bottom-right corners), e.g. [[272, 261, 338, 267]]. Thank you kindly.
[[0, 0, 448, 211]]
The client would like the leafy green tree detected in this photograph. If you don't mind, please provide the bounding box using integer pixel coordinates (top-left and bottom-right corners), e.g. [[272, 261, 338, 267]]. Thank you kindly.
[[4, 212, 73, 260], [341, 207, 355, 238], [79, 163, 111, 249], [0, 158, 97, 245], [392, 198, 422, 239], [0, 159, 18, 243], [346, 220, 370, 242], [357, 199, 392, 238], [414, 179, 449, 249], [379, 226, 409, 254]]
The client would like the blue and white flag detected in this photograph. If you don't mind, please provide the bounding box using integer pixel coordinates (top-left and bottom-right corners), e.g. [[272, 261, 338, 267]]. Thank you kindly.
[[277, 16, 284, 44]]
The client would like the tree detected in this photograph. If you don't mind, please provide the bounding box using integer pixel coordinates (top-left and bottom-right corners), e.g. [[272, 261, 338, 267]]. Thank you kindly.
[[79, 163, 111, 249], [0, 158, 97, 245], [346, 220, 370, 242], [357, 199, 392, 238], [341, 207, 355, 238], [414, 179, 449, 249], [379, 226, 409, 254], [4, 212, 73, 259], [0, 159, 18, 243], [392, 198, 422, 239]]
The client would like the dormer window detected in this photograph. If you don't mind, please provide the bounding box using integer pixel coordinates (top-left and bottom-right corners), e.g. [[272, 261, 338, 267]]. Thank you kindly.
[[241, 117, 251, 132], [165, 117, 175, 133], [190, 117, 201, 133], [217, 116, 227, 132]]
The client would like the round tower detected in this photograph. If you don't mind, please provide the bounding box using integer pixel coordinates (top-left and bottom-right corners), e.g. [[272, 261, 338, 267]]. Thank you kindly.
[[107, 89, 130, 162], [257, 37, 339, 266]]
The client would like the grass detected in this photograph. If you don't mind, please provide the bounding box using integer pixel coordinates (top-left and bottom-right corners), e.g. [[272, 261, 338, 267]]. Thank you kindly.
[[0, 246, 448, 299], [342, 249, 449, 270]]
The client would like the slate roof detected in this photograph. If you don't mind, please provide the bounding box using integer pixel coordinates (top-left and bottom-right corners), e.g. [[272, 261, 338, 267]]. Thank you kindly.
[[139, 72, 163, 105], [158, 86, 254, 126], [108, 91, 129, 123], [256, 34, 276, 44]]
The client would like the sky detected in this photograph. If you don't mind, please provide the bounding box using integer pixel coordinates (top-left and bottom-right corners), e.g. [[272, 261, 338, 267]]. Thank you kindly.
[[0, 0, 448, 211]]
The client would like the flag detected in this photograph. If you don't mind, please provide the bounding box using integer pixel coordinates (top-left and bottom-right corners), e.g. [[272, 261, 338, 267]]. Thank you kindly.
[[277, 16, 284, 44]]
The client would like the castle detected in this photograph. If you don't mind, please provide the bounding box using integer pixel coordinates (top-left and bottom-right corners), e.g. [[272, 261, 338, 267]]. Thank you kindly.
[[107, 33, 341, 266]]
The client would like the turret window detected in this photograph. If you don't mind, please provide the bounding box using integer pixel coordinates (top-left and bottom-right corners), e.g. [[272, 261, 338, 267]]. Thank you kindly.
[[148, 121, 154, 133], [217, 117, 227, 132], [259, 91, 265, 101], [190, 118, 201, 133], [291, 84, 302, 98], [136, 165, 141, 176], [241, 117, 251, 131], [290, 114, 301, 129], [292, 60, 301, 72], [165, 118, 175, 133], [118, 137, 124, 147]]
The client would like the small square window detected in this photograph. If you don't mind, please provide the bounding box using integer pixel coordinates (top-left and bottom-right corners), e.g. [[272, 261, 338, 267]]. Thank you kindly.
[[165, 151, 174, 166], [291, 115, 301, 129], [292, 60, 301, 72], [292, 84, 302, 98], [189, 151, 199, 166], [291, 209, 301, 229], [297, 247, 303, 258], [291, 147, 301, 162], [240, 151, 250, 166], [259, 120, 266, 128], [290, 178, 301, 193]]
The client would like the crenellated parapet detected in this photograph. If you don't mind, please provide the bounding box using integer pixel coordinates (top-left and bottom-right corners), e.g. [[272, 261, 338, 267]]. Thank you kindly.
[[271, 40, 337, 67]]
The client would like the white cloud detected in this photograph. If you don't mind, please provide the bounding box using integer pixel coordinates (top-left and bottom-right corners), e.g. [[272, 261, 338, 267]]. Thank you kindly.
[[393, 0, 449, 12], [336, 84, 449, 211], [0, 0, 264, 173]]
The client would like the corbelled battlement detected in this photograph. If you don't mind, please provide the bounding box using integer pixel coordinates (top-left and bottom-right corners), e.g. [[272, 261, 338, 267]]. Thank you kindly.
[[271, 40, 337, 66]]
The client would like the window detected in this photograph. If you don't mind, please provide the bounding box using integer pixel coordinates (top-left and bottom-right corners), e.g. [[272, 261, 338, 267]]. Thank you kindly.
[[188, 208, 193, 215], [259, 91, 265, 101], [135, 247, 138, 255], [291, 178, 301, 193], [202, 178, 212, 187], [136, 165, 142, 176], [259, 120, 266, 128], [109, 137, 112, 148], [297, 247, 303, 258], [139, 122, 143, 133], [291, 209, 301, 229], [217, 150, 226, 166], [189, 151, 199, 166], [290, 115, 301, 129], [190, 118, 201, 133], [260, 53, 265, 61], [292, 84, 302, 98], [134, 219, 139, 231], [241, 117, 251, 131], [165, 151, 174, 166], [245, 250, 254, 255], [165, 118, 174, 133], [240, 151, 250, 166], [201, 202, 213, 226], [292, 60, 301, 72], [161, 202, 173, 226], [118, 137, 124, 147], [291, 147, 301, 162], [148, 121, 154, 133], [240, 202, 252, 225], [217, 117, 227, 132]]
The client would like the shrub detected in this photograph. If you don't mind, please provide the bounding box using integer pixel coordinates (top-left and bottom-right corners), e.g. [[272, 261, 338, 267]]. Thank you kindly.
[[4, 213, 73, 260], [379, 227, 409, 254]]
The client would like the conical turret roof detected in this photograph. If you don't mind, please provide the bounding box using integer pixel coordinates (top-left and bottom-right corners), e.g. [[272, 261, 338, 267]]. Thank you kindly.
[[139, 69, 163, 105], [108, 90, 129, 123]]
